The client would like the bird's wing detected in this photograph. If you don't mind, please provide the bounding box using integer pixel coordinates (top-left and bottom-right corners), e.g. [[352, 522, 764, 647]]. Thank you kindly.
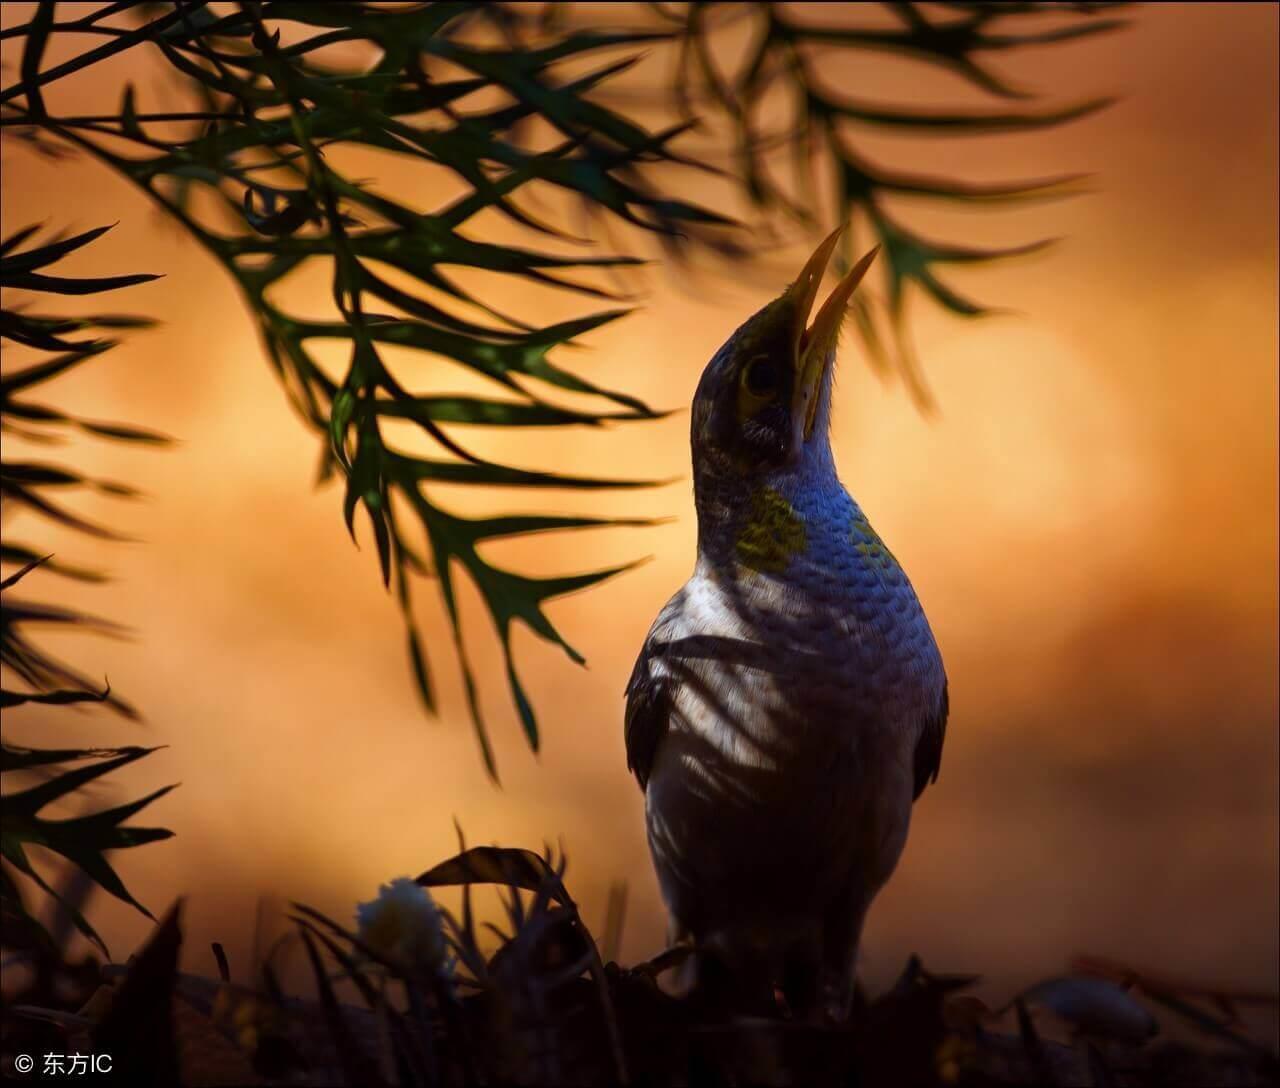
[[912, 681, 949, 801], [624, 636, 672, 791]]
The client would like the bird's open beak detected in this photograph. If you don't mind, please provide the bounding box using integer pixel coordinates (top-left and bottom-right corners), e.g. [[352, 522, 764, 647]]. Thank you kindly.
[[784, 229, 880, 440]]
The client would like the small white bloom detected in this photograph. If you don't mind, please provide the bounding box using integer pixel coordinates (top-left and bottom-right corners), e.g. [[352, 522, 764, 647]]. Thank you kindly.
[[1021, 977, 1158, 1043], [356, 877, 450, 975]]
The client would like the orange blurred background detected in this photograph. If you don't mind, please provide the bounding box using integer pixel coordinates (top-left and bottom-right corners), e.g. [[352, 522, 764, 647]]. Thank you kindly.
[[2, 2, 1276, 1008]]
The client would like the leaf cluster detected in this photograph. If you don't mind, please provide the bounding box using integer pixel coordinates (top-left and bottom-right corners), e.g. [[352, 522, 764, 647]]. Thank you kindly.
[[638, 0, 1129, 405], [1, 1, 735, 777], [0, 223, 174, 956]]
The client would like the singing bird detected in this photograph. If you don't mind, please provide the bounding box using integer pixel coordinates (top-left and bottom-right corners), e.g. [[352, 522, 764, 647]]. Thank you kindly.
[[624, 229, 948, 1019]]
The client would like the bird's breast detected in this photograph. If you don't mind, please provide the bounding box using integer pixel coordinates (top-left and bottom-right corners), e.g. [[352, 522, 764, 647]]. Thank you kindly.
[[677, 481, 937, 768], [642, 477, 944, 924]]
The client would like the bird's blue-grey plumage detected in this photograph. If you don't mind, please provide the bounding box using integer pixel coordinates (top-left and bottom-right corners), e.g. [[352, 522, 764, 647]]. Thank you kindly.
[[625, 234, 947, 1018]]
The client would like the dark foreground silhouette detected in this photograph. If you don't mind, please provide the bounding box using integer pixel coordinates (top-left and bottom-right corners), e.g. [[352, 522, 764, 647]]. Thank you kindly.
[[3, 844, 1276, 1087]]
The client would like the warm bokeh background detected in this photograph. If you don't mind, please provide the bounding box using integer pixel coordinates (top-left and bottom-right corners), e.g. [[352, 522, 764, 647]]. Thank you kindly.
[[2, 2, 1277, 1010]]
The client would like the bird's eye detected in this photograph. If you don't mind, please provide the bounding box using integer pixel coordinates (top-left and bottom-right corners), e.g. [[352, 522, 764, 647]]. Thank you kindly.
[[742, 356, 780, 400]]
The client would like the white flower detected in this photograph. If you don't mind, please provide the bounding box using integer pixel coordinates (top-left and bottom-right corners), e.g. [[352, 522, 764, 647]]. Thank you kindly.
[[355, 877, 450, 975], [1020, 977, 1158, 1043]]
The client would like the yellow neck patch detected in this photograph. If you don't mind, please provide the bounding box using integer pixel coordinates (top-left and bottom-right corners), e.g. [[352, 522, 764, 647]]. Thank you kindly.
[[851, 511, 900, 575], [736, 487, 807, 573]]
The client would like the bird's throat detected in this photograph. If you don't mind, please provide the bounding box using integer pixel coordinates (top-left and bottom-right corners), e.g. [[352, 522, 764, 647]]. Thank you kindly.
[[734, 488, 807, 574]]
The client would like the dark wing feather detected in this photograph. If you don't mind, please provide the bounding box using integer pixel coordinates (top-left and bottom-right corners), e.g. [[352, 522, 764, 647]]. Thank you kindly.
[[912, 680, 949, 801], [624, 639, 672, 790]]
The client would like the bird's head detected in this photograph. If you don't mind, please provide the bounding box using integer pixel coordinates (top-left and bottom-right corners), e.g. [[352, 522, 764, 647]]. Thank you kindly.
[[690, 229, 878, 507]]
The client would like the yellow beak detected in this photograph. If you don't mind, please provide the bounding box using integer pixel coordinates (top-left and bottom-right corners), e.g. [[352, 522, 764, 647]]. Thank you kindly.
[[783, 229, 880, 440]]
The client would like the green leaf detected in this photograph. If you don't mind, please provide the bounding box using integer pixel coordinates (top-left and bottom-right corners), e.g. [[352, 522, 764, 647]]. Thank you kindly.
[[391, 452, 659, 491], [405, 625, 434, 714], [0, 687, 112, 712], [0, 344, 113, 396], [417, 845, 573, 908], [329, 388, 355, 467], [827, 93, 1116, 134], [0, 544, 106, 583], [76, 419, 172, 444], [0, 307, 154, 353], [3, 745, 165, 816], [0, 222, 43, 257], [0, 741, 142, 772], [0, 553, 51, 591], [17, 1, 55, 118], [1, 224, 118, 274], [0, 477, 133, 540], [1, 461, 140, 497], [297, 929, 389, 1088], [91, 902, 183, 1083], [469, 513, 657, 540], [2, 270, 161, 295], [120, 84, 142, 139], [373, 395, 647, 428], [1, 747, 175, 951]]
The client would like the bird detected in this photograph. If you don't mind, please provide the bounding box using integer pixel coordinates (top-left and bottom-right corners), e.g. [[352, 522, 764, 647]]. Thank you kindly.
[[623, 227, 948, 1021]]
